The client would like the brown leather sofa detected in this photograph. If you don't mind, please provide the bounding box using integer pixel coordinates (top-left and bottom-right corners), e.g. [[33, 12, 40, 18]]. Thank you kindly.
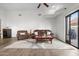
[[32, 30, 54, 43], [17, 30, 29, 40]]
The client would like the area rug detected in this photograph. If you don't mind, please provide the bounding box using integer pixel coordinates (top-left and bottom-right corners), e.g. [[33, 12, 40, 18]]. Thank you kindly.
[[4, 39, 75, 49]]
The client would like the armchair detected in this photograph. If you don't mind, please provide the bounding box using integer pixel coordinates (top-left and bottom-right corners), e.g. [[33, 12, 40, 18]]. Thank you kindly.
[[17, 30, 29, 40]]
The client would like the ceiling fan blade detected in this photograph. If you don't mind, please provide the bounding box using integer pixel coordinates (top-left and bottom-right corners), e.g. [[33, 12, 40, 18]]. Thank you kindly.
[[37, 3, 41, 8], [43, 3, 49, 7]]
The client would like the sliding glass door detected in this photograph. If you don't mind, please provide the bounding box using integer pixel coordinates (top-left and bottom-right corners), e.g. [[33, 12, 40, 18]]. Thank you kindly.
[[66, 10, 79, 48], [70, 12, 78, 47]]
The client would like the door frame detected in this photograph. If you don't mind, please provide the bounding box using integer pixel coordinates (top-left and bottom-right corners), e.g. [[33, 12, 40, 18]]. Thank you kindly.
[[65, 15, 71, 44], [65, 10, 79, 49]]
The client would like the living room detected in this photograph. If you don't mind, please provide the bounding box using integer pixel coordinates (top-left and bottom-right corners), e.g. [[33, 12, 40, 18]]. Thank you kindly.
[[0, 3, 79, 56]]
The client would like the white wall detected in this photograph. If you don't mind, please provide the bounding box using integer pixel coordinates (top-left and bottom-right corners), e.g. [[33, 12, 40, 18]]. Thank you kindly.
[[0, 10, 7, 38], [1, 10, 56, 37], [55, 4, 79, 42], [55, 13, 66, 41]]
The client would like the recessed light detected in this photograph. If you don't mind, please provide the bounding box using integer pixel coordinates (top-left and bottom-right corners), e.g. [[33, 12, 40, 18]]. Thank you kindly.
[[38, 13, 42, 16], [19, 14, 22, 16], [64, 8, 67, 10]]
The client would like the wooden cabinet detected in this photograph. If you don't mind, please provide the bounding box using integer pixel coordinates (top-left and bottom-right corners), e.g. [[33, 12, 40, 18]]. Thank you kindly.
[[3, 29, 12, 38]]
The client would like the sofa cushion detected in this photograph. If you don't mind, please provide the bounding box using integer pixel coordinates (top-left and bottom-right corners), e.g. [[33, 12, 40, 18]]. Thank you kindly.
[[20, 33, 26, 35], [35, 32, 38, 35], [47, 32, 51, 35]]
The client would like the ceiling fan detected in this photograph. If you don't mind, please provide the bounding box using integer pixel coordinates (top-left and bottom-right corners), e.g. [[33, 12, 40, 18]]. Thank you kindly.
[[37, 3, 49, 8]]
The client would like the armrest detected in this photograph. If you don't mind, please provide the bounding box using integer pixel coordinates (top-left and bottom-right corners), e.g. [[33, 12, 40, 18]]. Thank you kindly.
[[50, 33, 54, 35], [49, 33, 54, 37]]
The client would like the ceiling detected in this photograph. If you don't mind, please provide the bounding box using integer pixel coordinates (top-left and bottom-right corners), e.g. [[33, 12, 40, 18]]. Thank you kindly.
[[0, 3, 78, 17], [0, 3, 39, 11], [0, 3, 74, 11]]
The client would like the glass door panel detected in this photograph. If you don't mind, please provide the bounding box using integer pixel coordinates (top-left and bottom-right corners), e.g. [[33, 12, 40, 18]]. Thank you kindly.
[[70, 12, 78, 47]]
